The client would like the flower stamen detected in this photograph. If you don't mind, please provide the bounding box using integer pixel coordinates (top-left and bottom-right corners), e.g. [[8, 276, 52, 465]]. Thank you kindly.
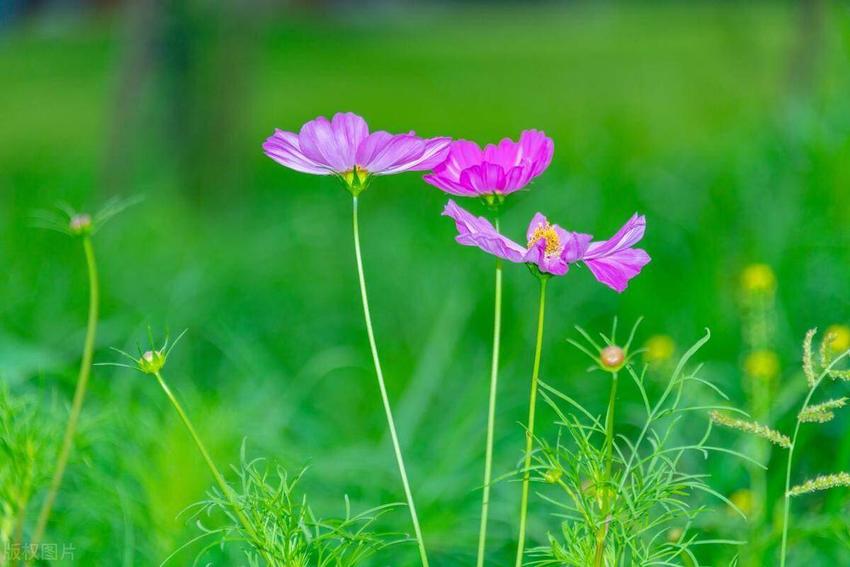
[[527, 223, 561, 256]]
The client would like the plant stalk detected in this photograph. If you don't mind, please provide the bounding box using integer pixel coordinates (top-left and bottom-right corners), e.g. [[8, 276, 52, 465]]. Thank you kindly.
[[779, 380, 820, 567], [32, 236, 99, 548], [477, 218, 503, 567], [594, 370, 619, 567], [515, 277, 548, 567], [352, 196, 429, 567], [153, 371, 275, 566]]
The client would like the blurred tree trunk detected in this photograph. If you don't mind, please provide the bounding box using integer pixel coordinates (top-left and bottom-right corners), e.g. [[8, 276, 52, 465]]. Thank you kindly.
[[99, 0, 158, 197], [787, 0, 826, 96], [101, 0, 264, 206]]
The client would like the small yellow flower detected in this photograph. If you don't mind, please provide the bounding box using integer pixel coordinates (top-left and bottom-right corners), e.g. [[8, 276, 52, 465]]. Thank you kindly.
[[730, 489, 753, 516], [744, 349, 780, 382], [740, 264, 776, 295], [824, 325, 850, 355], [644, 335, 675, 365]]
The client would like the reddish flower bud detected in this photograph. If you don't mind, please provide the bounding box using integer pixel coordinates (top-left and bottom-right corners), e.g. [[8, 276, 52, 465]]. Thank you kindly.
[[600, 345, 626, 371]]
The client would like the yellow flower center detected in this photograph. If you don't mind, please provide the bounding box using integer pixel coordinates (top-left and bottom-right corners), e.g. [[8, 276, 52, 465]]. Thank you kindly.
[[527, 223, 561, 256], [342, 165, 369, 186]]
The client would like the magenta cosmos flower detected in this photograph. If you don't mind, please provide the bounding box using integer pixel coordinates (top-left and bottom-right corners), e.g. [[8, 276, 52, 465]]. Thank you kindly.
[[443, 200, 650, 291], [423, 130, 554, 200], [263, 112, 451, 193]]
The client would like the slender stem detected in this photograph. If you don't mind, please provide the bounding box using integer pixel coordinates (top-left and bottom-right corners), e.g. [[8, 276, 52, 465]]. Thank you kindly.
[[515, 277, 548, 567], [594, 371, 619, 567], [32, 236, 99, 547], [351, 196, 429, 567], [779, 380, 821, 567], [776, 349, 850, 566], [153, 371, 275, 566], [13, 473, 32, 566], [477, 218, 503, 567]]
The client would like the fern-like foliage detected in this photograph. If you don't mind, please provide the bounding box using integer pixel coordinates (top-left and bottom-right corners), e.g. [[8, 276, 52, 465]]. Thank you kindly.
[[0, 387, 58, 549], [169, 447, 405, 566], [529, 327, 745, 566]]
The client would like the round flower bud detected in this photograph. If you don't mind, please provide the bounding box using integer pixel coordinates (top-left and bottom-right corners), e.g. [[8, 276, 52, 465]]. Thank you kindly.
[[543, 468, 562, 484], [600, 345, 626, 372], [740, 263, 776, 295], [69, 213, 92, 236], [138, 350, 166, 375]]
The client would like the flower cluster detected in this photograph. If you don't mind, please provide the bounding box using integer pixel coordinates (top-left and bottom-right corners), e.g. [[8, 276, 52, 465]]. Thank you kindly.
[[264, 112, 650, 290], [262, 111, 651, 566]]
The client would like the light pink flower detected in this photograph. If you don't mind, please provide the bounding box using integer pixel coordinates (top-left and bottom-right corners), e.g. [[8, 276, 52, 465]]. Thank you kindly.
[[443, 200, 650, 291], [263, 112, 451, 189]]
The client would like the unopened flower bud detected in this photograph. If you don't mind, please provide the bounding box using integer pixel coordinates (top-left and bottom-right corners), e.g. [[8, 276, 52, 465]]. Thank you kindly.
[[138, 350, 166, 375], [69, 213, 92, 235], [600, 345, 626, 372], [543, 468, 562, 484]]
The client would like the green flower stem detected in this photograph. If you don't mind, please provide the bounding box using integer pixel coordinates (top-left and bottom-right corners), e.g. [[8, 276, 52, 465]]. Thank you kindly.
[[152, 371, 275, 566], [515, 276, 549, 567], [352, 196, 429, 567], [594, 370, 619, 567], [779, 351, 849, 566], [477, 217, 503, 567], [779, 381, 821, 567], [32, 236, 99, 548]]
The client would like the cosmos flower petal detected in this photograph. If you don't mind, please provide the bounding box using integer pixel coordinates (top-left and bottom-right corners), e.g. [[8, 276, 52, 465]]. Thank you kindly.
[[519, 129, 555, 176], [298, 114, 363, 172], [333, 112, 369, 160], [402, 136, 452, 171], [357, 133, 451, 175], [424, 131, 553, 196], [434, 140, 485, 179], [523, 237, 569, 276], [561, 231, 593, 263], [585, 248, 651, 292], [459, 163, 507, 193], [422, 172, 481, 196], [526, 212, 550, 242], [584, 214, 646, 259], [262, 130, 334, 175], [357, 132, 423, 173], [442, 200, 526, 263]]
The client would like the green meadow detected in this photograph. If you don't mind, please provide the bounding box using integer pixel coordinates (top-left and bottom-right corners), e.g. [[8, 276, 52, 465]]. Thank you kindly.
[[2, 2, 850, 565]]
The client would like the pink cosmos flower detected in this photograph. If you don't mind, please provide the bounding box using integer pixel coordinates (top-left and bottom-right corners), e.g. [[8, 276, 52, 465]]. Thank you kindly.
[[263, 112, 451, 192], [442, 200, 650, 291], [423, 130, 554, 198]]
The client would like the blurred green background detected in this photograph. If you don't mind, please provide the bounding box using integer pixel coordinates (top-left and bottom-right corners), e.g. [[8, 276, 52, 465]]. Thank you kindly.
[[2, 1, 850, 565]]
